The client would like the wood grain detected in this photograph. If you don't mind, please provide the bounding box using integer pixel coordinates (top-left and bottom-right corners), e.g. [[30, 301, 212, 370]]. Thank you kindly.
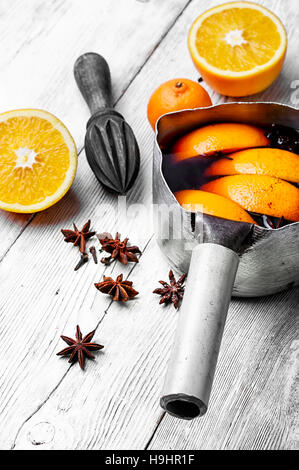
[[0, 0, 190, 259], [0, 0, 192, 449], [0, 0, 298, 450], [148, 288, 299, 450]]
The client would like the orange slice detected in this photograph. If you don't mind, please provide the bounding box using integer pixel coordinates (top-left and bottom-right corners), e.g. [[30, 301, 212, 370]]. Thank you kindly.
[[205, 148, 299, 183], [201, 175, 299, 222], [188, 2, 287, 96], [0, 109, 77, 213], [175, 189, 256, 224], [173, 123, 269, 161]]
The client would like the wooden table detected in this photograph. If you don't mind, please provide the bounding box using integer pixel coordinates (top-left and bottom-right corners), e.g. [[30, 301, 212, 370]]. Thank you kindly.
[[0, 0, 298, 450]]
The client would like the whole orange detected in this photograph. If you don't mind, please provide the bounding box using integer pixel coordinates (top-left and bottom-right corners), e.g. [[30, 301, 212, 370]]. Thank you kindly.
[[147, 78, 212, 130]]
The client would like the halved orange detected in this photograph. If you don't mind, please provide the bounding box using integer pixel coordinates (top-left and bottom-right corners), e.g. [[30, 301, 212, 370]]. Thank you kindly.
[[205, 148, 299, 182], [201, 175, 299, 221], [173, 123, 269, 161], [0, 109, 77, 213], [188, 2, 287, 96], [175, 189, 256, 224]]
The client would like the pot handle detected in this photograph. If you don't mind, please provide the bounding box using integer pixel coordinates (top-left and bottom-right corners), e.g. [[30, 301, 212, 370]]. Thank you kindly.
[[160, 243, 239, 419], [74, 52, 112, 115]]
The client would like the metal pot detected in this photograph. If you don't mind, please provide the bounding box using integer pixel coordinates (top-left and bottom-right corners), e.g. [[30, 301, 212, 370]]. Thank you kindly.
[[153, 102, 299, 419]]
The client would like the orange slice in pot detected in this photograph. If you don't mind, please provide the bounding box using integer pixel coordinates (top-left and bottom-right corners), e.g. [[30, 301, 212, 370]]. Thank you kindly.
[[0, 109, 77, 213], [201, 175, 299, 222], [175, 189, 256, 224], [205, 148, 299, 183], [173, 123, 269, 161]]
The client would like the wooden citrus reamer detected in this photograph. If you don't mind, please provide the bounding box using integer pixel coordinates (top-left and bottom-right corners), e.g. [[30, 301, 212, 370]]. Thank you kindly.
[[74, 53, 140, 195]]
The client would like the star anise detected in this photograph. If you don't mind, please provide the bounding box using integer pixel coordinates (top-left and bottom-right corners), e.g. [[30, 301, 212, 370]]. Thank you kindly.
[[97, 232, 141, 265], [57, 325, 104, 370], [153, 270, 187, 309], [61, 220, 96, 253], [94, 274, 139, 302]]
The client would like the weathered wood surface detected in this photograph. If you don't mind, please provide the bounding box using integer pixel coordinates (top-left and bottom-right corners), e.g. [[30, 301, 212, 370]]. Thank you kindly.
[[0, 0, 189, 257], [0, 0, 298, 450]]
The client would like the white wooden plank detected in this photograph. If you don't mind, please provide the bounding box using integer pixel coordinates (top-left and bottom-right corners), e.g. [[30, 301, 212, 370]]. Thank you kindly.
[[1, 0, 298, 451], [147, 0, 299, 450], [148, 288, 299, 450], [11, 239, 173, 450], [0, 0, 189, 258], [0, 0, 192, 449], [0, 0, 190, 142]]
